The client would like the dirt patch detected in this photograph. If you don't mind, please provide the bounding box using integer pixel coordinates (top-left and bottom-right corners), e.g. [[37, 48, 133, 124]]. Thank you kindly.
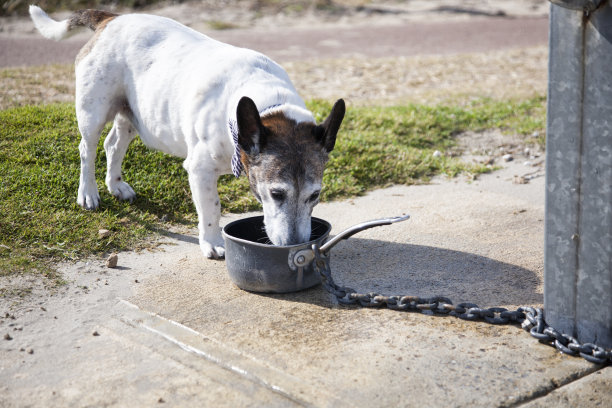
[[0, 64, 74, 109], [286, 46, 547, 107], [0, 45, 547, 110], [150, 0, 548, 30], [0, 1, 549, 34], [453, 129, 545, 184]]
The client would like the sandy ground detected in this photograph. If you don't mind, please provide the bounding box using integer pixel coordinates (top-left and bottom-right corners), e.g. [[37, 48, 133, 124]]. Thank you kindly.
[[1, 0, 549, 33]]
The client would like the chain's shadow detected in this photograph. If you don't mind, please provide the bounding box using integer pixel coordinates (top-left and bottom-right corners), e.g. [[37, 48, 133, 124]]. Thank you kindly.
[[260, 237, 542, 310]]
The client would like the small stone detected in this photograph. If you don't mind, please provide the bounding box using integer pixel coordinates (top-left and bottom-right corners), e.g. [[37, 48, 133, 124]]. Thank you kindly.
[[513, 175, 528, 184], [523, 161, 532, 166], [134, 279, 139, 283], [483, 157, 495, 166], [106, 253, 118, 268], [92, 331, 100, 336], [27, 348, 34, 354], [4, 333, 13, 341], [98, 229, 111, 239], [502, 154, 513, 162], [158, 398, 165, 403], [432, 150, 441, 158], [532, 131, 540, 138]]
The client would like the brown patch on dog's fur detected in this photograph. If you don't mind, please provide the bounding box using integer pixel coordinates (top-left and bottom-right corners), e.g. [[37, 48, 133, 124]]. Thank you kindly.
[[72, 10, 118, 65], [69, 9, 117, 32], [241, 112, 328, 196]]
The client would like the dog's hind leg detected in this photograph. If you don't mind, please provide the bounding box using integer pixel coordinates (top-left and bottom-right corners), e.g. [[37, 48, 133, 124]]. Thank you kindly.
[[104, 112, 136, 202], [74, 58, 123, 210]]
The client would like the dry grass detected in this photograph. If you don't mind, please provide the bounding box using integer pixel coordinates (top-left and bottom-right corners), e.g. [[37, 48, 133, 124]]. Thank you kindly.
[[285, 46, 548, 107], [0, 46, 547, 110], [0, 64, 74, 110]]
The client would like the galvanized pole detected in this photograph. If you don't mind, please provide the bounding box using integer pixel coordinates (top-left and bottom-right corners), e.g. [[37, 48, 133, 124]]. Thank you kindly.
[[545, 0, 612, 348]]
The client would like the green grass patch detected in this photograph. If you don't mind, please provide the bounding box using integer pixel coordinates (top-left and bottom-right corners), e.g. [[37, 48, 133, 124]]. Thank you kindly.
[[207, 20, 242, 30], [0, 97, 545, 279]]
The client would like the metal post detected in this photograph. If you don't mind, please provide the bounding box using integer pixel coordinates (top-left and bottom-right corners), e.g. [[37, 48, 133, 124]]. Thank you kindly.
[[545, 0, 612, 347]]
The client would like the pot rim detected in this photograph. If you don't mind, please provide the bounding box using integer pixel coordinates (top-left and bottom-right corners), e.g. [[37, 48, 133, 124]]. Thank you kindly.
[[222, 215, 332, 250]]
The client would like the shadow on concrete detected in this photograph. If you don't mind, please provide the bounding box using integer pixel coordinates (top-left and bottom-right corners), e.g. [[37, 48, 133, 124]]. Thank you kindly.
[[261, 237, 542, 310], [161, 230, 199, 245]]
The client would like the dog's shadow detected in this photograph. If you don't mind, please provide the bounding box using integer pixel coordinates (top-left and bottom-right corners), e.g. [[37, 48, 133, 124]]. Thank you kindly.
[[262, 237, 542, 309]]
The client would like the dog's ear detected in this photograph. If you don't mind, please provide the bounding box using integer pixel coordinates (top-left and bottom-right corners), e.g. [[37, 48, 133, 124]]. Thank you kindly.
[[236, 96, 265, 155], [315, 99, 345, 153]]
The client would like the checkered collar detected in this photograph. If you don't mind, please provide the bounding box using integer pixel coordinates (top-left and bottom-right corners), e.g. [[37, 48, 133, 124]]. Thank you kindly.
[[228, 104, 282, 178]]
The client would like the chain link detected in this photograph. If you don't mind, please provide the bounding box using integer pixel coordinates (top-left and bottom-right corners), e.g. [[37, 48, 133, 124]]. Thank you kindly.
[[312, 246, 611, 365]]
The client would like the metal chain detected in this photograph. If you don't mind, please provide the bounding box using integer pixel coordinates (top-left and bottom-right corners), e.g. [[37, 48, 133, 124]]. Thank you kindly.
[[312, 246, 612, 365]]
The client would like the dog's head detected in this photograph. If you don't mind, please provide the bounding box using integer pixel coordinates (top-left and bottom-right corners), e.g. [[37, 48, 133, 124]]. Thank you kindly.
[[236, 97, 345, 246]]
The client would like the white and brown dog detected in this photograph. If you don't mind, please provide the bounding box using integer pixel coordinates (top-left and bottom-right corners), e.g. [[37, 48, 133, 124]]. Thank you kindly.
[[29, 6, 345, 259]]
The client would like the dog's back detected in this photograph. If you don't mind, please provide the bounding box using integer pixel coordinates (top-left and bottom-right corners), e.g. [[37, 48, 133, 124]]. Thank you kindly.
[[30, 6, 307, 158]]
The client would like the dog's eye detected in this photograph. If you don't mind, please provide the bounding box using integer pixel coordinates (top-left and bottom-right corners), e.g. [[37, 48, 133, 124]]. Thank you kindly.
[[270, 189, 286, 202], [308, 191, 320, 202]]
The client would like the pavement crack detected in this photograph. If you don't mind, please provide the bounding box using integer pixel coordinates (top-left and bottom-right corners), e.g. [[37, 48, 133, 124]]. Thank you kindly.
[[116, 299, 340, 408], [507, 365, 604, 408]]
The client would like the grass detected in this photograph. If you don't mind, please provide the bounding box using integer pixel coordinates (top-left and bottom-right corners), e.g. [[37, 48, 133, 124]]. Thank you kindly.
[[0, 97, 546, 281], [207, 20, 242, 30]]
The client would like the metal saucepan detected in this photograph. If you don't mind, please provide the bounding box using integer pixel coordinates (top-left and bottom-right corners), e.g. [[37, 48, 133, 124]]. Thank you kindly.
[[223, 215, 410, 293], [222, 214, 410, 293]]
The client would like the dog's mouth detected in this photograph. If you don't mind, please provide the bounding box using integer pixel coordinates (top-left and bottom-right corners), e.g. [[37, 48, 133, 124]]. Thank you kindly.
[[265, 229, 313, 247], [259, 217, 311, 247], [256, 225, 273, 245]]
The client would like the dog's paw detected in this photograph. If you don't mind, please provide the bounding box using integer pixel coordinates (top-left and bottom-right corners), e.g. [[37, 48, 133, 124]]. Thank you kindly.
[[77, 186, 100, 210], [109, 181, 136, 202], [200, 240, 225, 260]]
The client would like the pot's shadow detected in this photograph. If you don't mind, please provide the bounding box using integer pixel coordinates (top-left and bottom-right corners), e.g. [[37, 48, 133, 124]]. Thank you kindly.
[[261, 237, 542, 310]]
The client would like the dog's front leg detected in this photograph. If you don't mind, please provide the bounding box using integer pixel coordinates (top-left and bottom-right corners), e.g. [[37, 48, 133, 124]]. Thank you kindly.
[[185, 152, 225, 259]]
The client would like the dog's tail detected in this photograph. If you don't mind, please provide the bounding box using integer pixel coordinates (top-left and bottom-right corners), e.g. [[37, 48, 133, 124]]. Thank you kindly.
[[29, 5, 117, 41]]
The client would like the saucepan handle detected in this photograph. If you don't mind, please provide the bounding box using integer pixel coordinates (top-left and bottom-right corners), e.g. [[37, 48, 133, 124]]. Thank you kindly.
[[318, 214, 410, 254]]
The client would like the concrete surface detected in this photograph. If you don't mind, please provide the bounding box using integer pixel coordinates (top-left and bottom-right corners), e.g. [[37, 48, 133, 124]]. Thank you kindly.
[[1, 159, 610, 407]]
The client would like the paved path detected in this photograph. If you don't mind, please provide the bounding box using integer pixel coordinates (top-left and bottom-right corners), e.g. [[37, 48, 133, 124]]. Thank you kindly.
[[0, 16, 548, 67]]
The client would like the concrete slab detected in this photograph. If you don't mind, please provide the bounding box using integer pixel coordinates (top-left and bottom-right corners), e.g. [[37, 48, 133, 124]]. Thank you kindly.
[[1, 159, 608, 407], [521, 367, 612, 408]]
